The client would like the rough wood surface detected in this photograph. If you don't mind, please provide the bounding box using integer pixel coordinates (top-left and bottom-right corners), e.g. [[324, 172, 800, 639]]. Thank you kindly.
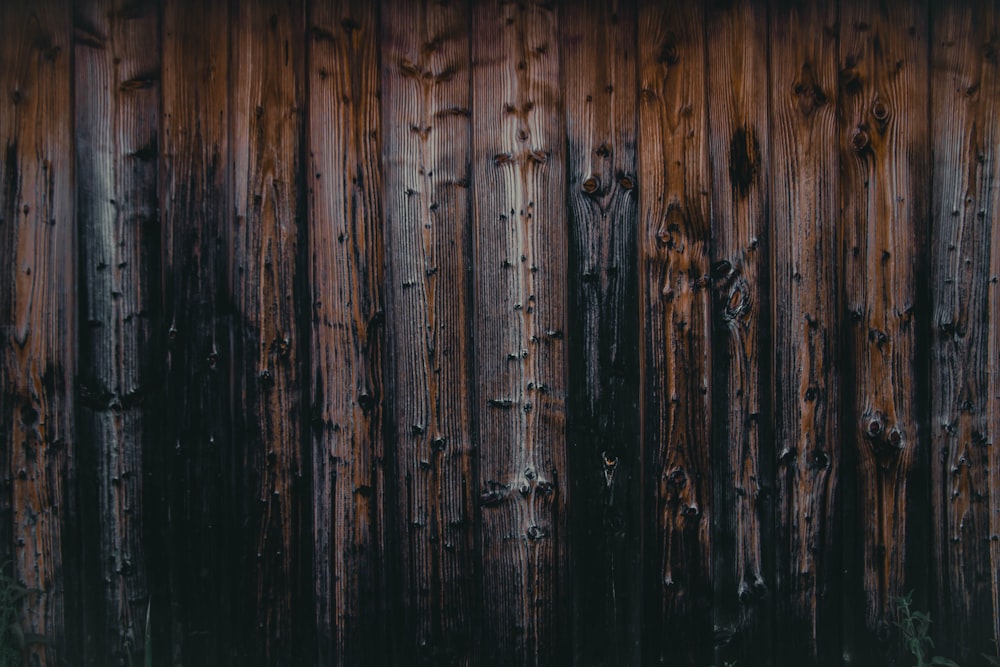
[[637, 1, 713, 664], [156, 0, 233, 662], [470, 0, 568, 662], [705, 1, 772, 663], [0, 2, 74, 665], [560, 1, 641, 664], [307, 1, 387, 663], [991, 65, 1000, 665], [0, 3, 999, 664], [230, 1, 309, 664], [929, 0, 1000, 661], [768, 1, 840, 664], [838, 0, 930, 657], [380, 0, 479, 662], [73, 0, 158, 663]]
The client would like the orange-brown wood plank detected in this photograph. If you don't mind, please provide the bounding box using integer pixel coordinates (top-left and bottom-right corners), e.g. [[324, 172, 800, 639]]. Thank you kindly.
[[768, 1, 841, 664], [73, 0, 158, 663], [705, 0, 772, 664], [470, 0, 569, 662], [560, 1, 641, 664], [929, 0, 1000, 661], [157, 0, 234, 662], [838, 0, 930, 658], [0, 2, 74, 665], [307, 1, 387, 662], [636, 0, 713, 664], [380, 0, 479, 661], [229, 2, 309, 664]]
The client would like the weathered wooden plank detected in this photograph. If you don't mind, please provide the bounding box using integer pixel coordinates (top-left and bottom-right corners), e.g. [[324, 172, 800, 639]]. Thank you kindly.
[[156, 0, 233, 662], [380, 0, 479, 662], [636, 1, 713, 664], [470, 0, 568, 662], [768, 1, 841, 664], [307, 1, 387, 663], [229, 2, 309, 664], [560, 1, 640, 664], [705, 0, 772, 664], [0, 2, 74, 664], [991, 76, 1000, 666], [838, 0, 930, 659], [73, 0, 158, 664], [929, 0, 1000, 662]]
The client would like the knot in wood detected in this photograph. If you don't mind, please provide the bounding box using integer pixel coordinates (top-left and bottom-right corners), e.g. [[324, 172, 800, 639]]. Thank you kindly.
[[724, 284, 750, 321], [526, 525, 547, 541], [667, 467, 687, 488], [711, 259, 733, 281], [526, 149, 548, 165], [851, 128, 870, 152], [357, 392, 375, 412], [535, 480, 554, 496], [871, 99, 890, 124], [479, 481, 509, 508], [581, 175, 600, 195], [809, 450, 830, 470], [658, 36, 679, 65]]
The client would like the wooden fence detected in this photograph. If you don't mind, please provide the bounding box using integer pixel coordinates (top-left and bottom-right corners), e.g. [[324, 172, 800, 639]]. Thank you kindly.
[[1, 0, 998, 665]]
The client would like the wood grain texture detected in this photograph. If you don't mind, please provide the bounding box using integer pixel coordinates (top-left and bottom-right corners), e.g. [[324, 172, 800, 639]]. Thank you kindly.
[[991, 53, 1000, 662], [470, 0, 568, 662], [768, 1, 840, 664], [380, 0, 479, 662], [636, 0, 713, 664], [4, 6, 1000, 664], [929, 0, 1000, 661], [838, 0, 930, 657], [307, 1, 387, 663], [560, 2, 640, 664], [705, 0, 772, 663], [73, 0, 158, 664], [230, 2, 309, 664], [0, 2, 74, 664], [157, 0, 233, 662]]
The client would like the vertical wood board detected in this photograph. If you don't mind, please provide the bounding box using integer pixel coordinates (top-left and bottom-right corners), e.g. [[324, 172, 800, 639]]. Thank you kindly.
[[637, 0, 714, 664], [380, 0, 480, 662], [307, 0, 387, 662], [768, 1, 841, 664], [560, 0, 641, 663], [73, 0, 159, 663], [470, 0, 569, 662]]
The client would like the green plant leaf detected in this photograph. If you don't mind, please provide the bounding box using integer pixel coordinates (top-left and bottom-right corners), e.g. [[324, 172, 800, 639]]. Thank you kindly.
[[929, 657, 958, 667], [145, 598, 152, 667]]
